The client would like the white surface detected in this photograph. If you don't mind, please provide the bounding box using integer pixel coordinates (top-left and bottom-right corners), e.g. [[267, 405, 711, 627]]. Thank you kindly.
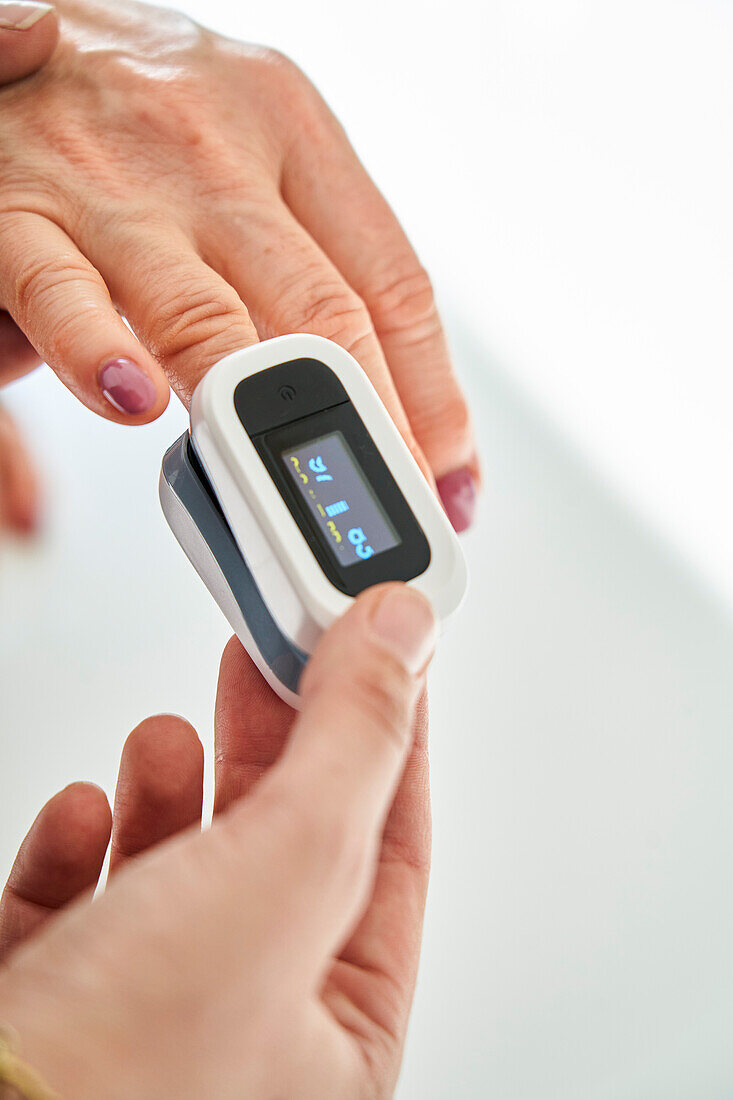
[[2, 1, 733, 1096], [2, 345, 733, 1098]]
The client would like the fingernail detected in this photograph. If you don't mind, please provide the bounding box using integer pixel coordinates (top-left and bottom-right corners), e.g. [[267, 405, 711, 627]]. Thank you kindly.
[[0, 2, 54, 29], [99, 358, 157, 416], [437, 467, 477, 533], [370, 586, 438, 676]]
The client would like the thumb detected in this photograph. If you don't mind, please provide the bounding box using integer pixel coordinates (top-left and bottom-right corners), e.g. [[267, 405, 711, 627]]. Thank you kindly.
[[232, 584, 437, 974], [0, 2, 58, 84]]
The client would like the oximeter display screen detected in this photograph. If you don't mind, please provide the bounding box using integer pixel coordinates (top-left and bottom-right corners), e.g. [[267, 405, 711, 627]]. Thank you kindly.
[[237, 358, 431, 596], [282, 432, 401, 567]]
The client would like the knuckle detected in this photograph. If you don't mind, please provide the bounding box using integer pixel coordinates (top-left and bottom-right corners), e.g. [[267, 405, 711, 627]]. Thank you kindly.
[[300, 648, 414, 757], [0, 183, 58, 225], [346, 659, 415, 753], [268, 789, 369, 886], [147, 280, 252, 365], [12, 255, 98, 364], [126, 92, 207, 154], [419, 388, 472, 452], [272, 279, 374, 352], [255, 47, 303, 81], [444, 391, 472, 438], [14, 254, 85, 319], [248, 47, 318, 108], [408, 398, 472, 475], [382, 826, 432, 877], [367, 262, 441, 342], [296, 801, 358, 868], [287, 661, 415, 831], [48, 310, 93, 364], [237, 46, 317, 120], [84, 203, 170, 249], [434, 384, 472, 433]]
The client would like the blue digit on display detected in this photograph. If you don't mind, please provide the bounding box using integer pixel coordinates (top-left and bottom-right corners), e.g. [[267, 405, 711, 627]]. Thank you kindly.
[[348, 527, 375, 560], [325, 500, 349, 518]]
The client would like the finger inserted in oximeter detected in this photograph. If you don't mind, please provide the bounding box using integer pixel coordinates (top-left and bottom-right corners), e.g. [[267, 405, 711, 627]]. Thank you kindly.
[[160, 334, 468, 707]]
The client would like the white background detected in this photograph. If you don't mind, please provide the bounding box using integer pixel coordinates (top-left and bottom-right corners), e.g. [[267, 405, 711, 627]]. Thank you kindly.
[[2, 1, 733, 1097]]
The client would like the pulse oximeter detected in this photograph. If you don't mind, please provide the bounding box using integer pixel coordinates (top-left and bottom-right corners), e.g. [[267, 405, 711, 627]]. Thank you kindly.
[[160, 334, 468, 707]]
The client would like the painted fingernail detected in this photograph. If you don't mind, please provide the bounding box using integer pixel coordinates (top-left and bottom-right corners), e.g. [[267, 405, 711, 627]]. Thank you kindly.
[[0, 2, 54, 30], [437, 467, 477, 533], [99, 358, 157, 416], [370, 586, 438, 676]]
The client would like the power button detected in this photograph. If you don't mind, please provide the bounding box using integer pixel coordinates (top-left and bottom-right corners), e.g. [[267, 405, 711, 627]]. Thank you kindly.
[[234, 357, 349, 437]]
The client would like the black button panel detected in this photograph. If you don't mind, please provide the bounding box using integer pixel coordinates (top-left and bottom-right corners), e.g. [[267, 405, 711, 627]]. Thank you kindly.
[[234, 358, 348, 437]]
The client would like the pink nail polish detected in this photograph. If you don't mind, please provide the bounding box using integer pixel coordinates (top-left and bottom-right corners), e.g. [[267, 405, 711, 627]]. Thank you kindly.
[[436, 467, 477, 533], [99, 358, 156, 416]]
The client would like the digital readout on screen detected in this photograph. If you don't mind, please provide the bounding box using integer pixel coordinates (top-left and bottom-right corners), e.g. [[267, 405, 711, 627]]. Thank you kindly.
[[282, 432, 401, 567]]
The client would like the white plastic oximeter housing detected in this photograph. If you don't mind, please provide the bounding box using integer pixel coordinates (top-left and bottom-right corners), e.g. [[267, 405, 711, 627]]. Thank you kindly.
[[160, 334, 468, 707]]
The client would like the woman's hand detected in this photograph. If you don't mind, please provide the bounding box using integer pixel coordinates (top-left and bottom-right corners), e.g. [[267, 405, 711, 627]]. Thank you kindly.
[[0, 584, 435, 1098], [0, 0, 478, 530]]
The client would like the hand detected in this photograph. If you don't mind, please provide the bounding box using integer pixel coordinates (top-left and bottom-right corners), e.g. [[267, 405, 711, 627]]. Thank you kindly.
[[0, 584, 436, 1098], [0, 2, 57, 385], [0, 0, 478, 531], [0, 403, 40, 536]]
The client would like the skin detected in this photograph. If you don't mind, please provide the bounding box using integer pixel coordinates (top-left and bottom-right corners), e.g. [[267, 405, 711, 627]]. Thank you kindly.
[[0, 0, 479, 504], [0, 402, 40, 535], [0, 585, 435, 1098], [0, 3, 59, 85]]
